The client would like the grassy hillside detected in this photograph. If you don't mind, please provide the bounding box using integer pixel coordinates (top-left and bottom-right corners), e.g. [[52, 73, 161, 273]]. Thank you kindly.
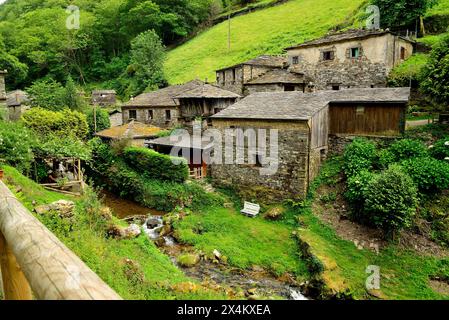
[[164, 0, 365, 84], [428, 0, 449, 16]]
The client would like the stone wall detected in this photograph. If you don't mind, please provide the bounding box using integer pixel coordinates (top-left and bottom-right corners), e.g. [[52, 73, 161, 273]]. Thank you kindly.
[[122, 107, 179, 128], [210, 119, 312, 202], [245, 83, 304, 95]]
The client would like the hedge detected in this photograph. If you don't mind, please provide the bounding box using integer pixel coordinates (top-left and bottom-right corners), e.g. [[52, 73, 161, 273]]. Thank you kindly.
[[123, 147, 189, 183]]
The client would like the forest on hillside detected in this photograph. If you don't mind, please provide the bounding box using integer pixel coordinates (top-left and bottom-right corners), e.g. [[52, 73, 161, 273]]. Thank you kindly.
[[0, 0, 253, 97]]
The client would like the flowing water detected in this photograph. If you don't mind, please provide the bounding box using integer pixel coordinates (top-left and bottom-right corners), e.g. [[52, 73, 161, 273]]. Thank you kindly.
[[105, 194, 308, 300]]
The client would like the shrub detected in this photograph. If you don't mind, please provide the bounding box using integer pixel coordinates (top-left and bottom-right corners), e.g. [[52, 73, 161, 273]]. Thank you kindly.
[[21, 107, 89, 139], [87, 109, 111, 137], [401, 157, 449, 193], [123, 147, 188, 183], [345, 170, 377, 206], [343, 138, 377, 177], [376, 149, 396, 169], [429, 137, 449, 160], [388, 139, 428, 162], [363, 165, 418, 236], [0, 121, 35, 172]]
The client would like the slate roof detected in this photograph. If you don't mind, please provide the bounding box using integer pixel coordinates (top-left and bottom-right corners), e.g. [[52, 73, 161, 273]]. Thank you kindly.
[[216, 55, 288, 72], [285, 29, 414, 50], [124, 80, 204, 108], [175, 83, 241, 99], [95, 120, 162, 139], [212, 88, 411, 121], [7, 90, 29, 107], [245, 69, 305, 85]]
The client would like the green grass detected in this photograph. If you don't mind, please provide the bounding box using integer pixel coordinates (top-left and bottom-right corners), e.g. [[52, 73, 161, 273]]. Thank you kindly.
[[427, 0, 449, 16], [174, 206, 310, 278], [164, 0, 364, 84], [2, 166, 226, 300]]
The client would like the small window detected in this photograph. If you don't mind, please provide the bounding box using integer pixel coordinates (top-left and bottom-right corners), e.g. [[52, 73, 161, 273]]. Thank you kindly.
[[284, 85, 295, 92], [323, 51, 334, 61], [165, 110, 171, 120], [356, 106, 365, 115], [148, 110, 153, 120], [129, 110, 137, 120], [400, 47, 406, 60], [292, 56, 299, 65], [350, 47, 360, 58], [232, 69, 236, 83], [214, 108, 221, 114], [332, 85, 340, 91]]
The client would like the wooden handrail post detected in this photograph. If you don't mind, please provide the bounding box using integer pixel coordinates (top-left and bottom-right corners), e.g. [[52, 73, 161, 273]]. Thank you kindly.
[[0, 231, 32, 300]]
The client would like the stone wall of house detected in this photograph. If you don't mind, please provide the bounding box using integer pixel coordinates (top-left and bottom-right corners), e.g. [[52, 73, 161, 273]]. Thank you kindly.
[[216, 66, 244, 95], [122, 107, 179, 128], [210, 119, 311, 202], [245, 83, 304, 95], [109, 112, 123, 127]]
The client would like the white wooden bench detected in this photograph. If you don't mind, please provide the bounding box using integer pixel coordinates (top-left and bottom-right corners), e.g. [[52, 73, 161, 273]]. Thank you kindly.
[[241, 201, 260, 218]]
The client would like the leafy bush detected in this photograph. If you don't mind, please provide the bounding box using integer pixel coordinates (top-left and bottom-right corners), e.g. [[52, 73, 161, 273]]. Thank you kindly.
[[123, 147, 188, 183], [401, 157, 449, 193], [21, 107, 89, 139], [429, 137, 449, 160], [345, 170, 376, 206], [363, 165, 418, 236], [87, 109, 111, 138], [343, 138, 377, 177], [388, 139, 428, 162], [376, 149, 396, 169], [0, 121, 35, 172]]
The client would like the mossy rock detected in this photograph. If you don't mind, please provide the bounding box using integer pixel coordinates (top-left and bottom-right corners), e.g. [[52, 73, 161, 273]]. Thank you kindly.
[[264, 206, 285, 220], [177, 253, 200, 268]]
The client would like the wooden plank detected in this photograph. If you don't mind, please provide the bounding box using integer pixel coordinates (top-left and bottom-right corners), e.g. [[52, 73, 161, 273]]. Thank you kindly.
[[0, 231, 33, 300], [0, 181, 121, 300]]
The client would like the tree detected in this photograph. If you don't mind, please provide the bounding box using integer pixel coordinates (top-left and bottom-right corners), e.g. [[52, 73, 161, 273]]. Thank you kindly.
[[130, 30, 166, 93], [420, 34, 449, 111], [87, 108, 111, 138], [64, 76, 83, 110], [371, 0, 438, 29], [27, 79, 67, 111]]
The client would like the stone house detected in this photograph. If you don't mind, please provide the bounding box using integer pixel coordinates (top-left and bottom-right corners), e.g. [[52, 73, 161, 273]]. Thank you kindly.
[[285, 29, 415, 90], [108, 110, 123, 127], [92, 90, 116, 107], [210, 87, 410, 201], [95, 120, 162, 147], [215, 55, 296, 95], [122, 80, 240, 129], [0, 70, 7, 117], [6, 90, 30, 121], [244, 68, 308, 95]]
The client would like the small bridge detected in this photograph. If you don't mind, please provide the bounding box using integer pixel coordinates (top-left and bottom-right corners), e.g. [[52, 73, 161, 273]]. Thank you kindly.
[[0, 180, 121, 300]]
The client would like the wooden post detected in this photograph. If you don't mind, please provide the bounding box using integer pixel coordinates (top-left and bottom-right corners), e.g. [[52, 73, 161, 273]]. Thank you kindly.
[[0, 181, 121, 300], [0, 231, 32, 300]]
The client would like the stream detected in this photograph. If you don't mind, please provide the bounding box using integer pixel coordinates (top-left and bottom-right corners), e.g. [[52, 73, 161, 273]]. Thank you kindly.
[[104, 193, 308, 300]]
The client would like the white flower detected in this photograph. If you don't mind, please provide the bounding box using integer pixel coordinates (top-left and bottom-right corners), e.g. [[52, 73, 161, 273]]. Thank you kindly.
[[445, 157, 449, 161], [429, 145, 434, 149], [445, 141, 449, 146]]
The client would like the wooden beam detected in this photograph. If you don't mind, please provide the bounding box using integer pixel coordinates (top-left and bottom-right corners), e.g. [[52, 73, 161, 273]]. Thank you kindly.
[[0, 181, 121, 300], [0, 231, 33, 300]]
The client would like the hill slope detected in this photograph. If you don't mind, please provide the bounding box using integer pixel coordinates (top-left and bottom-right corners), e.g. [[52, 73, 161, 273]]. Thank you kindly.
[[164, 0, 365, 84]]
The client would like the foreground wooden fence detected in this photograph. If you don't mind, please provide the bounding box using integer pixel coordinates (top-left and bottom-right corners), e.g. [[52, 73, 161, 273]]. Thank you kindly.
[[0, 180, 121, 300]]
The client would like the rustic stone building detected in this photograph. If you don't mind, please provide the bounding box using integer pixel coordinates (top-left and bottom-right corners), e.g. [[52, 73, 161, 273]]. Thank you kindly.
[[108, 110, 123, 127], [0, 70, 7, 118], [210, 87, 410, 201], [92, 90, 116, 107], [285, 29, 414, 90], [122, 80, 240, 129], [215, 55, 294, 95], [244, 68, 308, 95], [6, 90, 30, 121]]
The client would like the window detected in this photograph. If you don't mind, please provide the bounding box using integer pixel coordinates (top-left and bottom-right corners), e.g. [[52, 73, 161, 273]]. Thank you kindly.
[[332, 85, 340, 91], [214, 108, 221, 114], [165, 110, 171, 120], [148, 110, 153, 120], [292, 56, 299, 65], [323, 50, 334, 61], [356, 106, 365, 115], [400, 47, 406, 60], [232, 69, 236, 83], [129, 110, 137, 120], [284, 85, 295, 92], [350, 47, 360, 58]]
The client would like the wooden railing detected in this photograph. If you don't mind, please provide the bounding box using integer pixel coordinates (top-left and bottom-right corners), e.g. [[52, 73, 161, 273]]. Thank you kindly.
[[0, 181, 121, 300]]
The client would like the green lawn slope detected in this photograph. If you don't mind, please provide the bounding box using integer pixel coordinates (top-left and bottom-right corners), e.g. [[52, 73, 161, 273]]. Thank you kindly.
[[164, 0, 365, 84]]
